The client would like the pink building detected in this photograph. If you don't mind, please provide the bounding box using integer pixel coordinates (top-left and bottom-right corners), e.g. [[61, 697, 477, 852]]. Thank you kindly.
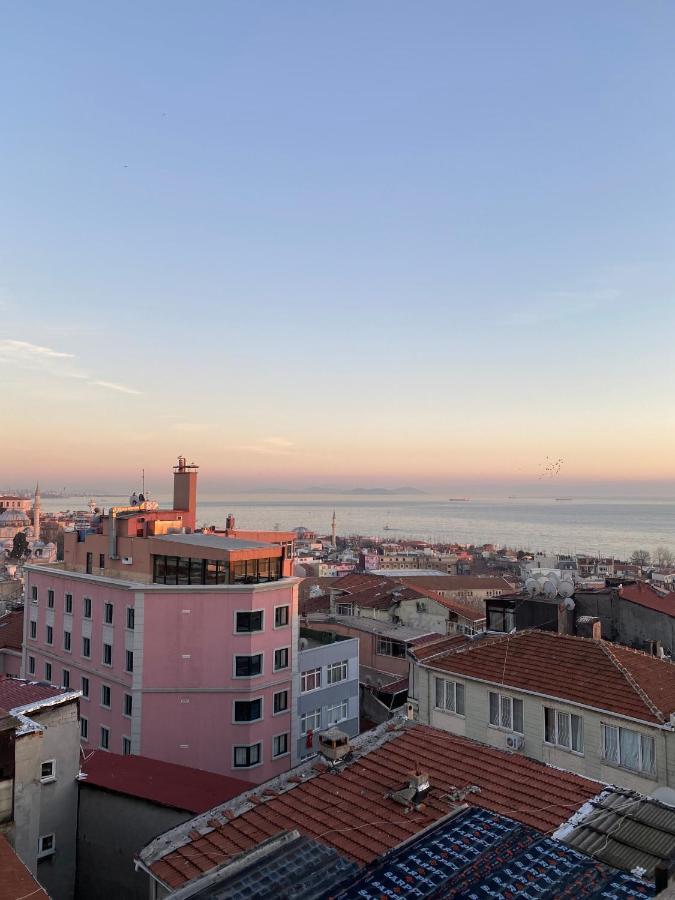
[[22, 459, 299, 784]]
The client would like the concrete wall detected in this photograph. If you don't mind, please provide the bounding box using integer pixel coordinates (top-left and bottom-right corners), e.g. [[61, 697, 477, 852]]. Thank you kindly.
[[410, 662, 675, 794], [11, 701, 79, 900], [575, 590, 675, 655], [296, 638, 359, 761], [76, 786, 190, 900]]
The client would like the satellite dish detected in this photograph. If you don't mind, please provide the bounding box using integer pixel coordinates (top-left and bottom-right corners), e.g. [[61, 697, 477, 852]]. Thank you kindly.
[[525, 578, 539, 596], [537, 577, 548, 593], [562, 596, 575, 611], [547, 571, 560, 585], [543, 579, 557, 597], [558, 581, 574, 599]]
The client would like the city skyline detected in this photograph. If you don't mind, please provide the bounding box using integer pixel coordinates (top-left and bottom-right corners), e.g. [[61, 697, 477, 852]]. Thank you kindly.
[[3, 2, 675, 491]]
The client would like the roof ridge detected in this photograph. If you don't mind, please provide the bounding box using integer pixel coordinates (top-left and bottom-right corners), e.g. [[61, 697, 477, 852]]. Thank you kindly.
[[598, 640, 665, 723]]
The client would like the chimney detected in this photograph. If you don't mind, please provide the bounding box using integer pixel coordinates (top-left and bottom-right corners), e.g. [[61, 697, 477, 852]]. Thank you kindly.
[[173, 457, 199, 530], [389, 769, 431, 809], [577, 616, 602, 640], [557, 602, 574, 636]]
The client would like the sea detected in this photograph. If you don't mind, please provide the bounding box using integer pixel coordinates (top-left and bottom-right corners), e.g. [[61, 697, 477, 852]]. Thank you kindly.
[[39, 494, 675, 560]]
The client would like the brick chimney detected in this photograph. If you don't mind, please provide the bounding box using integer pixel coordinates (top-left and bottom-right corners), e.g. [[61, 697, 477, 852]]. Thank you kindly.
[[577, 616, 602, 640]]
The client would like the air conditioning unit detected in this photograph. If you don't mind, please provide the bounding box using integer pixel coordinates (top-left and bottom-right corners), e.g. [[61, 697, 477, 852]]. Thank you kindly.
[[506, 733, 524, 751]]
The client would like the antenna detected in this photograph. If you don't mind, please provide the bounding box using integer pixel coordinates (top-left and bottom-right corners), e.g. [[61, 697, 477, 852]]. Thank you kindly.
[[142, 468, 145, 496]]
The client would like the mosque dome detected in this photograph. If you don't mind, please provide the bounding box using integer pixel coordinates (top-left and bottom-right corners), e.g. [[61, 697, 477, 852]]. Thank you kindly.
[[0, 508, 30, 526]]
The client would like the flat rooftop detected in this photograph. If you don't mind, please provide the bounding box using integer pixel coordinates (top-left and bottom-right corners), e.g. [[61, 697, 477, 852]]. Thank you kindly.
[[306, 612, 437, 642], [152, 533, 275, 551], [368, 568, 448, 577]]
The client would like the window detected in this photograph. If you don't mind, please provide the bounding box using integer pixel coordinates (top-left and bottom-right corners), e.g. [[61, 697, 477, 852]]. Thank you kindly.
[[86, 552, 93, 574], [545, 708, 584, 753], [63, 630, 71, 652], [301, 709, 321, 734], [103, 643, 112, 666], [326, 700, 349, 725], [126, 607, 135, 630], [104, 603, 113, 625], [125, 650, 134, 673], [487, 606, 515, 633], [273, 733, 289, 757], [233, 743, 261, 768], [122, 737, 132, 756], [234, 654, 263, 678], [488, 692, 524, 733], [47, 589, 54, 609], [65, 593, 73, 614], [40, 760, 56, 783], [275, 606, 289, 627], [376, 637, 407, 658], [46, 625, 53, 645], [124, 694, 133, 717], [274, 647, 289, 671], [81, 676, 89, 698], [31, 585, 38, 603], [80, 717, 88, 740], [28, 655, 35, 675], [273, 690, 288, 714], [336, 603, 353, 616], [602, 724, 656, 775], [100, 726, 110, 750], [101, 685, 111, 708], [301, 668, 321, 692], [82, 636, 91, 658], [235, 610, 263, 633], [327, 660, 348, 685], [83, 597, 92, 619], [99, 553, 105, 569], [62, 669, 70, 689], [234, 698, 263, 722], [44, 662, 52, 682], [29, 620, 36, 639], [435, 678, 466, 716], [37, 833, 55, 858]]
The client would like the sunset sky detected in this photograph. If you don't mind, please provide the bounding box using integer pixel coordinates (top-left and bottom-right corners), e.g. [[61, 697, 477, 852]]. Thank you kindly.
[[2, 2, 675, 493]]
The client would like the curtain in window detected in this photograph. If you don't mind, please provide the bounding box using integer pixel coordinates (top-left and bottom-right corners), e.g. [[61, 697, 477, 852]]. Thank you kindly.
[[544, 708, 555, 743], [456, 683, 465, 716], [557, 712, 571, 748], [513, 699, 524, 733], [435, 678, 445, 710], [620, 728, 640, 771], [489, 692, 499, 726], [500, 696, 511, 729], [641, 735, 656, 775], [603, 725, 619, 763], [571, 715, 584, 752]]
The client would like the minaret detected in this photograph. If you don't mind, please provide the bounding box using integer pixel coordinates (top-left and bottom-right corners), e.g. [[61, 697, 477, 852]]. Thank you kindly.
[[33, 482, 41, 541], [331, 510, 336, 548]]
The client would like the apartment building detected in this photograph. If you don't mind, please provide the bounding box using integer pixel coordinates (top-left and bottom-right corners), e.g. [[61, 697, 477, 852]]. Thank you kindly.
[[0, 677, 80, 900], [22, 459, 299, 784], [408, 629, 675, 794]]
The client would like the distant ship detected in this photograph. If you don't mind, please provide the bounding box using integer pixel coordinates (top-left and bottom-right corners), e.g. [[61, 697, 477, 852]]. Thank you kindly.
[[555, 497, 573, 501], [448, 498, 470, 502]]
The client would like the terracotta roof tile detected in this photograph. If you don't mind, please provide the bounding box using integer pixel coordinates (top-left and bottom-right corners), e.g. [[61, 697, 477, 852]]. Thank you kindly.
[[0, 675, 76, 711], [0, 834, 49, 900], [146, 724, 600, 889], [0, 610, 23, 651], [417, 630, 675, 723]]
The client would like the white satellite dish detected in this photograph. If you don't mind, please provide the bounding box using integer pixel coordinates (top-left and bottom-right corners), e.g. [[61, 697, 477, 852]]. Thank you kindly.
[[543, 579, 557, 598], [562, 596, 575, 611], [558, 581, 574, 599], [525, 578, 539, 596]]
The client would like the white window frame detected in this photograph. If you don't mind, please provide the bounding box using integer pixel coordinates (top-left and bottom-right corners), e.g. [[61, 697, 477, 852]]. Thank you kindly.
[[602, 723, 656, 775], [122, 737, 132, 756], [31, 585, 38, 604], [81, 676, 89, 699], [233, 608, 265, 634], [327, 660, 349, 685], [301, 667, 322, 693], [65, 593, 73, 614], [104, 602, 114, 625], [301, 708, 321, 734], [274, 604, 290, 628], [488, 691, 524, 734], [29, 620, 37, 640], [232, 742, 262, 769], [232, 696, 264, 724], [28, 655, 35, 675], [326, 700, 349, 726], [233, 653, 264, 679], [272, 732, 289, 758], [40, 759, 56, 784], [103, 643, 113, 666], [126, 607, 135, 630], [376, 637, 406, 658], [273, 646, 290, 672], [434, 677, 466, 717], [336, 602, 353, 616], [544, 707, 584, 754], [37, 833, 55, 859]]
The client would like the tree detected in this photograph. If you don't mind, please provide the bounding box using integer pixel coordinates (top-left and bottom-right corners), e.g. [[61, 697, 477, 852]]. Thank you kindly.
[[10, 531, 30, 560], [630, 549, 651, 568], [654, 546, 674, 568]]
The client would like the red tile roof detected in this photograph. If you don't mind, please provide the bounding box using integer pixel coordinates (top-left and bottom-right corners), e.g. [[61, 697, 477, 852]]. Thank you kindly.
[[405, 575, 515, 593], [330, 574, 485, 621], [0, 676, 76, 711], [415, 630, 675, 724], [619, 582, 675, 617], [81, 751, 253, 813], [0, 610, 23, 651], [142, 723, 601, 890], [0, 834, 49, 900]]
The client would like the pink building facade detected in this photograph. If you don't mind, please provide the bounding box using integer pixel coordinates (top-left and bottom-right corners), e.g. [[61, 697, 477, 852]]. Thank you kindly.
[[22, 460, 299, 784]]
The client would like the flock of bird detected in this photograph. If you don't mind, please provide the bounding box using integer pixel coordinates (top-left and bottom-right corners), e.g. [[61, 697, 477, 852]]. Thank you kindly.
[[538, 456, 564, 479]]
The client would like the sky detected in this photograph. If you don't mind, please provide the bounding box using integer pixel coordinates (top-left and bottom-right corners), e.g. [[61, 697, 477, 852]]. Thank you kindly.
[[2, 2, 675, 494]]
